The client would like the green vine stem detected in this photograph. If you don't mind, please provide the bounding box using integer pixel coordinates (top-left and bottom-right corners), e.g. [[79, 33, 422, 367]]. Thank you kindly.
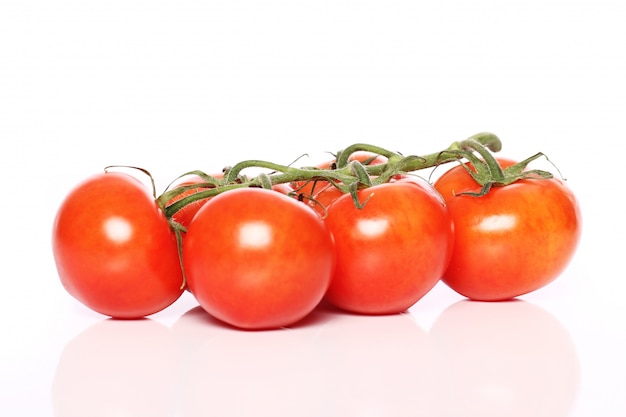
[[157, 131, 552, 220]]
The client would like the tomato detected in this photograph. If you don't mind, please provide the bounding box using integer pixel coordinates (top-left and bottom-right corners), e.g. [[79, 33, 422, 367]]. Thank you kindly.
[[323, 179, 454, 314], [430, 300, 580, 415], [52, 319, 176, 416], [183, 187, 336, 330], [52, 172, 185, 319], [433, 158, 582, 301]]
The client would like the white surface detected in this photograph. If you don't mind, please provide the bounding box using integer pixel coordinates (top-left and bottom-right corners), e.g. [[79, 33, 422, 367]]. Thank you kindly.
[[1, 0, 624, 415]]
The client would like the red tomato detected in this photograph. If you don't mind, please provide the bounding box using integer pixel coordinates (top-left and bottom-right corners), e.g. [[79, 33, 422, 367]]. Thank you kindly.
[[323, 179, 454, 314], [52, 172, 185, 318], [434, 158, 582, 301], [183, 187, 336, 330]]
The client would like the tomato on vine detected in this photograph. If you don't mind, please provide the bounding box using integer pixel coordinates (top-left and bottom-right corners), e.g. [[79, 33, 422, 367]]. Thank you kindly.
[[434, 158, 582, 301], [52, 171, 185, 319], [183, 187, 336, 330], [323, 178, 454, 314], [51, 132, 581, 325]]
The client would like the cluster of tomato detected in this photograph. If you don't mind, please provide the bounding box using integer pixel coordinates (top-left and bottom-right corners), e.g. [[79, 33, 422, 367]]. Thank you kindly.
[[52, 150, 582, 330]]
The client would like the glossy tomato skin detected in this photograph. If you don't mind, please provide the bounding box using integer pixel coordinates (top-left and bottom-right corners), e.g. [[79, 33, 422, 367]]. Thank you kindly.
[[324, 179, 454, 314], [434, 159, 582, 301], [52, 172, 184, 319], [183, 187, 336, 330]]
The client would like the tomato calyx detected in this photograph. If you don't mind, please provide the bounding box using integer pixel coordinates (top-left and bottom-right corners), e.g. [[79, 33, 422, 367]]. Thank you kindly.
[[440, 138, 557, 197]]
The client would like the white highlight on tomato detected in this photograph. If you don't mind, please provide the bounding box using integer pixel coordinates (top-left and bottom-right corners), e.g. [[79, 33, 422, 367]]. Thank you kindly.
[[357, 218, 389, 237], [103, 216, 133, 243], [238, 221, 272, 249], [477, 214, 517, 232]]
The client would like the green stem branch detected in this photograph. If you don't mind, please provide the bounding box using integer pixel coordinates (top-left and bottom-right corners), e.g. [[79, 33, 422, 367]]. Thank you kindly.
[[161, 132, 505, 218]]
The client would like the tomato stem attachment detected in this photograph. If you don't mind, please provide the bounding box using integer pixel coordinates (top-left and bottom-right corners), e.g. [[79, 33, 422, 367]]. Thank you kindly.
[[449, 147, 555, 197]]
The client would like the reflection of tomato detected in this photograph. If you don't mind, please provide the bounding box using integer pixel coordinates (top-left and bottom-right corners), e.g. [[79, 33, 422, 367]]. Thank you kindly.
[[315, 307, 441, 416], [173, 304, 440, 416], [52, 319, 176, 416], [323, 179, 454, 314], [176, 308, 326, 417], [434, 159, 582, 301], [430, 300, 580, 416], [183, 187, 336, 329], [52, 172, 184, 318]]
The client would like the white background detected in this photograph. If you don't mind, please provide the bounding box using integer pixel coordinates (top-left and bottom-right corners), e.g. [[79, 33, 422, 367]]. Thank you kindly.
[[1, 0, 624, 415]]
